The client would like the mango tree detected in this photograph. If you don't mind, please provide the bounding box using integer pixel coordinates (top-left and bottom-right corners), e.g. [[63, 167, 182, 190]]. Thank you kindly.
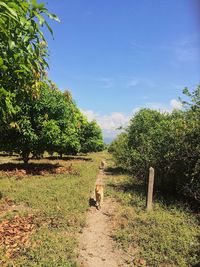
[[79, 120, 104, 153]]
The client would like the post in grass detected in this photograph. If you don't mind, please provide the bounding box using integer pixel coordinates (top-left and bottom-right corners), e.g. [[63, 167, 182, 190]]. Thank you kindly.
[[146, 167, 155, 211]]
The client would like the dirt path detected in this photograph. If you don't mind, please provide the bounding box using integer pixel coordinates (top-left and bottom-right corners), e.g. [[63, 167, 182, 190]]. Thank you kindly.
[[78, 169, 129, 267]]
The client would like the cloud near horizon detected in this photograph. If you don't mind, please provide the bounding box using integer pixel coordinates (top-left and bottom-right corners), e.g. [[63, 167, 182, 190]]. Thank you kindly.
[[82, 110, 131, 138], [82, 99, 182, 139]]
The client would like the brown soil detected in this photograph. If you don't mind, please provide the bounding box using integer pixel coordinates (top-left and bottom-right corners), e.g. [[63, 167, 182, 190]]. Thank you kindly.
[[78, 170, 129, 267]]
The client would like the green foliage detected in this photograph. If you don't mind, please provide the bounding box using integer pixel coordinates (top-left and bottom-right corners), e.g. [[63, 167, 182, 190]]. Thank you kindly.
[[0, 0, 61, 162], [0, 83, 104, 162], [0, 0, 59, 96], [31, 86, 81, 157], [41, 120, 61, 149], [79, 120, 104, 153], [0, 1, 104, 162], [180, 86, 200, 202], [0, 88, 16, 124], [109, 86, 200, 204], [108, 132, 129, 169]]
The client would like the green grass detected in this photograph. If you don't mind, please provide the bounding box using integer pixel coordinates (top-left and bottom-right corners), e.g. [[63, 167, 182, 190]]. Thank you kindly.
[[1, 152, 199, 266], [105, 171, 200, 267], [0, 152, 106, 267]]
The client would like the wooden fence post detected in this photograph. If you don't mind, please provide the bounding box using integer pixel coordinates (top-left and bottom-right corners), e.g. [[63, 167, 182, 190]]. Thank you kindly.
[[146, 167, 155, 211]]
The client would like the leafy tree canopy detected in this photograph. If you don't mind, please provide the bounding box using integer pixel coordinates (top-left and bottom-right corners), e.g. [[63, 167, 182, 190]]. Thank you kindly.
[[0, 1, 104, 163], [109, 86, 200, 205]]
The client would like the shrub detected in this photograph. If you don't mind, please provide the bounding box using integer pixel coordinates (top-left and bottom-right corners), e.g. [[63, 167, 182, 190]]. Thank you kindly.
[[109, 86, 200, 205]]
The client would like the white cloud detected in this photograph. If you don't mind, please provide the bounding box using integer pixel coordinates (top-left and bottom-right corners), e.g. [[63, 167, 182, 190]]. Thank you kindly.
[[146, 99, 182, 113], [170, 99, 182, 110], [131, 107, 141, 114], [145, 99, 182, 113], [82, 110, 131, 138], [81, 109, 99, 122], [82, 99, 182, 139], [99, 112, 130, 131], [145, 102, 170, 113]]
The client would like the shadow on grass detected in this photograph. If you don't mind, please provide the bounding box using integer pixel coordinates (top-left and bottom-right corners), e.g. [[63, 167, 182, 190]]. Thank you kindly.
[[107, 180, 147, 210], [0, 162, 62, 176], [45, 156, 93, 162], [105, 166, 146, 204], [88, 197, 97, 207], [0, 153, 18, 157], [104, 166, 128, 175], [105, 167, 144, 192], [12, 155, 93, 162], [107, 180, 146, 200]]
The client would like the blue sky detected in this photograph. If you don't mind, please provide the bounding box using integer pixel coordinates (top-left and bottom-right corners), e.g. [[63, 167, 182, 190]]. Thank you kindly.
[[43, 0, 200, 139]]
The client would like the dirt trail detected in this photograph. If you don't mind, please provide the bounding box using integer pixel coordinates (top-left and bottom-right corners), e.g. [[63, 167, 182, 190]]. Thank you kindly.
[[78, 169, 129, 267]]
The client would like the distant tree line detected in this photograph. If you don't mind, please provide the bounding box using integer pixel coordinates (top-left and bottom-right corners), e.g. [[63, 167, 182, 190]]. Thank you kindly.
[[109, 87, 200, 205], [0, 0, 104, 163]]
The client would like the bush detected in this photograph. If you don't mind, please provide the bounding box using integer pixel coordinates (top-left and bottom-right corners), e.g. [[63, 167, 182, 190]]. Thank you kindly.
[[109, 86, 200, 205]]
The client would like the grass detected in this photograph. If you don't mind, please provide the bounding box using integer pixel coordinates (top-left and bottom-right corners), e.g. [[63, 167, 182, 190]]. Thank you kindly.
[[0, 152, 106, 267], [105, 167, 200, 267], [0, 152, 199, 266]]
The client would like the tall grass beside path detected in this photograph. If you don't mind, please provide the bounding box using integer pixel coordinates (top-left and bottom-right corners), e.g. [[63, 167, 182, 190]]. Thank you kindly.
[[105, 170, 199, 267]]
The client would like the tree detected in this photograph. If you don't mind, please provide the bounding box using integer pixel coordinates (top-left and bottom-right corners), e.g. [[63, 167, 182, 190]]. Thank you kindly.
[[0, 0, 59, 95], [180, 86, 200, 202], [0, 83, 80, 162], [0, 82, 105, 163], [79, 120, 104, 153], [109, 86, 200, 205], [0, 0, 60, 162], [0, 1, 105, 163], [0, 0, 59, 135], [108, 132, 129, 169]]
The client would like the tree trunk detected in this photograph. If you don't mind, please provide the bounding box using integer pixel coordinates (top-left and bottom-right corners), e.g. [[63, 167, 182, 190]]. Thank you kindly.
[[22, 150, 30, 164], [59, 152, 63, 159], [49, 152, 54, 157]]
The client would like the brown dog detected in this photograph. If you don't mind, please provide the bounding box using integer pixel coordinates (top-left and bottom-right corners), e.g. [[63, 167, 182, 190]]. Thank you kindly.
[[99, 160, 107, 170], [95, 183, 104, 210]]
